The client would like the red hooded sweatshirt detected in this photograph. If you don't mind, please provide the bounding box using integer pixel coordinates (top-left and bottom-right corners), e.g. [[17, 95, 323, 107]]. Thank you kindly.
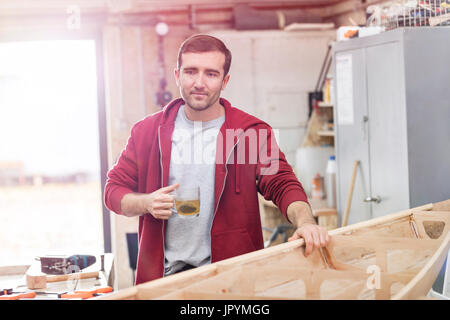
[[104, 98, 308, 285]]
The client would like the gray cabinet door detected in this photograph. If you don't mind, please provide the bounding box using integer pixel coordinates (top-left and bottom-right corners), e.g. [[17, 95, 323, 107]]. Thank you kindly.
[[334, 48, 372, 225], [366, 42, 410, 217]]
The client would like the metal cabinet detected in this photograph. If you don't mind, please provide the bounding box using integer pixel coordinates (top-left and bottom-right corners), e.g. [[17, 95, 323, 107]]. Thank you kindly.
[[333, 27, 450, 225]]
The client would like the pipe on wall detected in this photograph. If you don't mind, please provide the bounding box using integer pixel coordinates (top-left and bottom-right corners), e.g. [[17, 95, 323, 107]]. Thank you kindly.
[[233, 4, 322, 30]]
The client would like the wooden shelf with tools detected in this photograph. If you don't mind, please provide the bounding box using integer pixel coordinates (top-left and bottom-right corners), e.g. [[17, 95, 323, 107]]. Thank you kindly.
[[302, 101, 334, 147], [318, 101, 333, 108], [317, 130, 335, 137], [296, 73, 336, 230], [300, 103, 336, 229]]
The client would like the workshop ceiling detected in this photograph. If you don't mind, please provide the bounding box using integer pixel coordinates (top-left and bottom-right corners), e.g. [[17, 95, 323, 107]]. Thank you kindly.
[[0, 0, 352, 15], [0, 0, 380, 29]]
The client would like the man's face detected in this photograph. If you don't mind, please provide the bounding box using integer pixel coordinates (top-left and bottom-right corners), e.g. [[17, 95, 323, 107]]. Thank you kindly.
[[174, 51, 230, 111]]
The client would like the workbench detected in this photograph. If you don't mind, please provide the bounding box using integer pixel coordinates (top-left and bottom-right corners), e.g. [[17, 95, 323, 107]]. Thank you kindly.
[[0, 253, 114, 300]]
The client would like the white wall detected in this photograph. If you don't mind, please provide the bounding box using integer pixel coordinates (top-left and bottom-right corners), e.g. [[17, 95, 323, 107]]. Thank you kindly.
[[209, 29, 336, 166]]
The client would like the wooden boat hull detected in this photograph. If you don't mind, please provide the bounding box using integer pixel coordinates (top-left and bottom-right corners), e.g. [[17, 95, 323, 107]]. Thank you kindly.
[[102, 199, 450, 300]]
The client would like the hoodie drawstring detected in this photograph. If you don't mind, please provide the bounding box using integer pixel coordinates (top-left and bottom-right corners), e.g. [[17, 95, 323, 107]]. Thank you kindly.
[[234, 137, 241, 194], [236, 163, 241, 194]]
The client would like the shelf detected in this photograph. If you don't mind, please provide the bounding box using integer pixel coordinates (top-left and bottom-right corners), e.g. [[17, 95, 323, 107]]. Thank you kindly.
[[302, 107, 335, 147], [318, 102, 333, 108], [317, 130, 335, 137]]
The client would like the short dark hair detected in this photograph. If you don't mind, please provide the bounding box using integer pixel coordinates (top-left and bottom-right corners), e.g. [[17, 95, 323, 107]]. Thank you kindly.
[[177, 34, 232, 76]]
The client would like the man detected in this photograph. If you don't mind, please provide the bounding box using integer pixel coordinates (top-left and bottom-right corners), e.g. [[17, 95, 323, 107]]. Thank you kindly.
[[104, 34, 329, 285]]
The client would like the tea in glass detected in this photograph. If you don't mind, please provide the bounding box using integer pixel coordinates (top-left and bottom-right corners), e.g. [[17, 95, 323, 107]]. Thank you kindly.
[[175, 185, 200, 216]]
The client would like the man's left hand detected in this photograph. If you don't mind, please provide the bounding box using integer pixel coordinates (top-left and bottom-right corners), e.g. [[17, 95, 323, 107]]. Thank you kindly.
[[286, 201, 331, 257], [288, 223, 330, 257]]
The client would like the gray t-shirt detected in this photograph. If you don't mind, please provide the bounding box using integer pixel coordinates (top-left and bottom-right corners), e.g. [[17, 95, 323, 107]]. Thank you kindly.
[[164, 105, 225, 276]]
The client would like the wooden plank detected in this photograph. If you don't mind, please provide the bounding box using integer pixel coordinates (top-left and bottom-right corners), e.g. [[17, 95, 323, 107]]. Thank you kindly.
[[341, 216, 415, 238], [393, 232, 450, 300], [0, 265, 30, 276], [432, 199, 450, 212], [317, 130, 335, 137], [97, 264, 220, 300], [154, 265, 421, 300], [220, 205, 433, 271], [328, 235, 440, 250], [332, 203, 432, 236], [341, 160, 359, 227]]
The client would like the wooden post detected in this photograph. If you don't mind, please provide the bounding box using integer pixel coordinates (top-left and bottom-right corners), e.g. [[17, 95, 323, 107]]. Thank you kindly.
[[342, 160, 359, 227]]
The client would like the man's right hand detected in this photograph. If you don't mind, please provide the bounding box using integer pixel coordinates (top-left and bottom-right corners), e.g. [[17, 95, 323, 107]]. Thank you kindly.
[[120, 183, 179, 218], [144, 183, 179, 220]]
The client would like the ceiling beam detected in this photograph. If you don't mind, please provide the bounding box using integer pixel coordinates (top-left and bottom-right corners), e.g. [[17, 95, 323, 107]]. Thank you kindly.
[[0, 0, 343, 14]]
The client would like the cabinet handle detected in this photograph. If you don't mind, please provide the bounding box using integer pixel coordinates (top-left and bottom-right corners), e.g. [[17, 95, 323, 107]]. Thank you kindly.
[[362, 116, 368, 140], [364, 196, 381, 204]]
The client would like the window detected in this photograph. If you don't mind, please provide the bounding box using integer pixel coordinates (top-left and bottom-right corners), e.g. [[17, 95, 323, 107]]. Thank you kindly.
[[0, 40, 104, 266]]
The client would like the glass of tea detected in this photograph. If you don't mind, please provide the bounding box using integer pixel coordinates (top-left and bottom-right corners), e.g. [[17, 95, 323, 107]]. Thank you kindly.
[[174, 185, 200, 217]]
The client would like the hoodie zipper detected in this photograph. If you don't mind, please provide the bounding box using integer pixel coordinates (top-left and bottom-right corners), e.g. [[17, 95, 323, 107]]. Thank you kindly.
[[209, 136, 241, 262], [158, 125, 166, 277]]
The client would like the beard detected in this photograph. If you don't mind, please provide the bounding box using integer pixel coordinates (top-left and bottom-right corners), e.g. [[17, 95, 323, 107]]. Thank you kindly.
[[181, 88, 221, 112]]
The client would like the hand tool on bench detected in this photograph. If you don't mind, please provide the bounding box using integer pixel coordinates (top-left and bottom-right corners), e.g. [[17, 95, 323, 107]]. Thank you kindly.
[[38, 255, 96, 275], [0, 291, 37, 300], [75, 286, 113, 295], [1, 288, 13, 295], [61, 286, 113, 299], [26, 270, 99, 289], [60, 291, 95, 299], [3, 287, 68, 299], [33, 291, 68, 298]]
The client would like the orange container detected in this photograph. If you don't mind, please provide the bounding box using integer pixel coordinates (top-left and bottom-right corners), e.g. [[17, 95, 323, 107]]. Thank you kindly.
[[311, 173, 325, 199]]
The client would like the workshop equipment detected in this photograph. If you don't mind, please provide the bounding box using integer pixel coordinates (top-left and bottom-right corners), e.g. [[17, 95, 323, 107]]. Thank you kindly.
[[60, 291, 94, 299], [262, 224, 295, 248], [0, 291, 36, 300], [39, 254, 96, 275], [307, 42, 331, 119], [1, 288, 13, 295], [26, 270, 99, 289], [61, 286, 113, 299], [368, 0, 450, 29], [76, 286, 113, 294], [33, 291, 68, 298]]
